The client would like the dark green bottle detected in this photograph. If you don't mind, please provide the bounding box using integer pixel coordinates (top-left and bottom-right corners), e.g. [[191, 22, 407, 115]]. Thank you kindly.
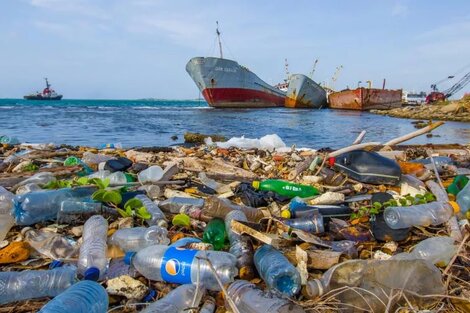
[[203, 218, 227, 250]]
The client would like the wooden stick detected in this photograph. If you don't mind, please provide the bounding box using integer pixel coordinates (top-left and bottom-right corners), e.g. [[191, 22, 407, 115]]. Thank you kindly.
[[327, 142, 381, 158], [382, 121, 444, 147], [352, 130, 366, 144]]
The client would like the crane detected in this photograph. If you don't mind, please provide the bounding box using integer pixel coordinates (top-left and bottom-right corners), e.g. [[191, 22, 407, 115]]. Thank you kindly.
[[426, 70, 470, 103], [309, 59, 319, 79], [329, 65, 343, 91]]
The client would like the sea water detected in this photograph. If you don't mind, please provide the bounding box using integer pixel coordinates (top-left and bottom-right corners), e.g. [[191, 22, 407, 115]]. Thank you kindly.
[[1, 98, 469, 148]]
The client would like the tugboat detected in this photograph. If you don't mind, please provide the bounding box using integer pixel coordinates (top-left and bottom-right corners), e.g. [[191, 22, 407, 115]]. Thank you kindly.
[[24, 78, 63, 100]]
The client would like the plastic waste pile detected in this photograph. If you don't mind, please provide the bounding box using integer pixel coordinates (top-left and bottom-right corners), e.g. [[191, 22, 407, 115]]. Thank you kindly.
[[0, 133, 469, 313]]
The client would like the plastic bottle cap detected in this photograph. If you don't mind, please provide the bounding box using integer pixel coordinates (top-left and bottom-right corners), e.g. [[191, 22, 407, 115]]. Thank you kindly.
[[124, 252, 136, 265], [142, 289, 156, 302], [49, 260, 64, 269], [328, 157, 336, 167], [281, 210, 291, 219], [252, 181, 260, 189], [84, 267, 100, 281], [448, 201, 460, 213]]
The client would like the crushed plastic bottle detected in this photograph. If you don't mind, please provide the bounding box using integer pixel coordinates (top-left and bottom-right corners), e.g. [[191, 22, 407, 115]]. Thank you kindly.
[[391, 236, 457, 266], [109, 226, 169, 252], [12, 187, 96, 225], [0, 186, 15, 241], [125, 244, 237, 291], [135, 194, 168, 227], [203, 196, 267, 222], [226, 280, 306, 313], [283, 212, 324, 234], [88, 170, 128, 186], [15, 172, 56, 187], [225, 210, 256, 280], [304, 259, 445, 312], [384, 201, 454, 229], [252, 179, 319, 198], [0, 266, 76, 305], [81, 152, 114, 166], [254, 245, 301, 296], [57, 200, 104, 224], [77, 215, 108, 281], [38, 280, 108, 313], [198, 172, 231, 194], [23, 227, 78, 260], [16, 183, 43, 195], [138, 165, 163, 183], [203, 218, 227, 250], [158, 197, 205, 215], [140, 283, 205, 313]]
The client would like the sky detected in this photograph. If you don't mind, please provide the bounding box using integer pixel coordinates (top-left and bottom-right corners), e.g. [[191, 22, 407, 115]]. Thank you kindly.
[[0, 0, 469, 99]]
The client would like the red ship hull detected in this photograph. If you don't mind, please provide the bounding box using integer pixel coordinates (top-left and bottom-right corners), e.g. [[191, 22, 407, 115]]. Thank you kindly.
[[202, 88, 285, 108]]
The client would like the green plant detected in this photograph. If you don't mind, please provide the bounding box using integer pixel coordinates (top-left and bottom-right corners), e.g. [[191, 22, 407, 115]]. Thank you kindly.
[[23, 163, 39, 172], [117, 198, 151, 220], [90, 178, 123, 206]]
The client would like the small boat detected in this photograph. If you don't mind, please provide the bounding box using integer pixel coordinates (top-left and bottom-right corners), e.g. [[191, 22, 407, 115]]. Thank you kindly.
[[24, 78, 63, 100], [285, 74, 327, 108], [328, 87, 402, 110]]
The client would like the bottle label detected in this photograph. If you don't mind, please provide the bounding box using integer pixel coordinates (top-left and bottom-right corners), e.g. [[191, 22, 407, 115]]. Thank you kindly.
[[161, 247, 198, 284]]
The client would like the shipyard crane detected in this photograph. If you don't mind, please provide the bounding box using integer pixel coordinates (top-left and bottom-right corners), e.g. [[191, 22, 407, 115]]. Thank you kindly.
[[309, 59, 319, 79], [329, 65, 343, 91], [426, 70, 470, 103], [284, 58, 290, 79], [216, 21, 223, 59]]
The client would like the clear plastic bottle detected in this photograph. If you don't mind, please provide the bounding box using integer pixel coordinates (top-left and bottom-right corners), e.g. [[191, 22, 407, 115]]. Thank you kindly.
[[16, 172, 56, 187], [138, 165, 164, 183], [57, 200, 104, 224], [12, 187, 96, 225], [78, 215, 108, 281], [140, 283, 204, 313], [125, 244, 237, 291], [38, 280, 108, 313], [226, 280, 306, 313], [87, 170, 127, 186], [200, 297, 216, 313], [0, 186, 15, 241], [198, 172, 231, 194], [135, 194, 168, 227], [109, 226, 169, 252], [391, 236, 457, 266], [283, 213, 324, 234], [456, 179, 470, 215], [158, 197, 205, 214], [16, 183, 43, 195], [225, 210, 255, 280], [81, 152, 114, 166], [23, 227, 78, 260], [0, 266, 76, 305], [304, 259, 445, 312], [203, 196, 266, 222], [254, 245, 301, 296], [383, 201, 454, 229]]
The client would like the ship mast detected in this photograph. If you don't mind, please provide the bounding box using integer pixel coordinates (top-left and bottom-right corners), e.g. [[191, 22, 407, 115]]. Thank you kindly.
[[44, 77, 50, 89], [216, 21, 223, 59], [309, 59, 319, 79], [284, 58, 290, 81]]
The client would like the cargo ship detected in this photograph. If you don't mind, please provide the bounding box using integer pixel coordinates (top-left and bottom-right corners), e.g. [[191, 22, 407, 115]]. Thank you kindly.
[[24, 78, 63, 100], [328, 87, 402, 110], [285, 74, 327, 108], [185, 23, 285, 108]]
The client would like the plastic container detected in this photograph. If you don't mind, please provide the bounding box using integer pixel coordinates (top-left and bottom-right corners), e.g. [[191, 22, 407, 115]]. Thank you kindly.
[[252, 179, 319, 198], [12, 187, 96, 225], [383, 201, 454, 229], [81, 152, 114, 166], [57, 200, 104, 224], [447, 175, 469, 196], [38, 280, 108, 313], [15, 172, 56, 187], [391, 236, 457, 266], [226, 280, 306, 313], [203, 196, 266, 222], [0, 266, 76, 305], [203, 218, 227, 250], [304, 259, 445, 312], [140, 283, 204, 313], [283, 213, 324, 234], [23, 227, 78, 260], [456, 179, 470, 215], [135, 194, 168, 227], [138, 165, 164, 183], [77, 215, 108, 281], [288, 197, 351, 221], [104, 157, 133, 172], [0, 186, 15, 241], [158, 197, 205, 214], [109, 226, 169, 252], [225, 210, 255, 280], [125, 244, 237, 291], [254, 245, 301, 296]]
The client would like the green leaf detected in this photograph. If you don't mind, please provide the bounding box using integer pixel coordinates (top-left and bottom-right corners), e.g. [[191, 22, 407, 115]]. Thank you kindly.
[[92, 189, 107, 202], [117, 208, 132, 218], [424, 192, 436, 202], [135, 207, 152, 220], [102, 191, 122, 204], [102, 178, 110, 189], [124, 198, 144, 211], [373, 202, 382, 210], [76, 177, 90, 186], [399, 198, 408, 206], [43, 180, 59, 189]]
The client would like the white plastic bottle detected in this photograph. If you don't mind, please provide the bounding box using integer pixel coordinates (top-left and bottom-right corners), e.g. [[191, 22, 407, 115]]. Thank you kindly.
[[138, 165, 164, 183], [0, 186, 15, 241], [391, 236, 457, 266], [140, 284, 204, 313], [125, 244, 237, 291], [109, 226, 169, 252], [135, 194, 168, 227], [77, 215, 108, 280], [383, 201, 453, 229]]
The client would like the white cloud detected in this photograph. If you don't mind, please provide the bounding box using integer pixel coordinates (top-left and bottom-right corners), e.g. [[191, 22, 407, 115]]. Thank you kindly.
[[391, 3, 409, 17]]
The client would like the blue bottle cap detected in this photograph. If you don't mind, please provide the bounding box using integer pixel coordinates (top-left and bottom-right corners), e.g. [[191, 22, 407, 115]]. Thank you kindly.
[[84, 267, 100, 281], [49, 260, 64, 269], [124, 252, 136, 265], [289, 198, 307, 211], [142, 289, 156, 302]]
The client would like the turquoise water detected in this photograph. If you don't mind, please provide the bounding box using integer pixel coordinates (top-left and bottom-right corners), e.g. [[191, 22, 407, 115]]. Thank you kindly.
[[1, 98, 469, 148]]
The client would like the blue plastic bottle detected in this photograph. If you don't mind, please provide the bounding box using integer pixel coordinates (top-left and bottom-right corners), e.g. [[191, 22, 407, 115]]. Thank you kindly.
[[254, 244, 301, 296], [38, 280, 108, 313]]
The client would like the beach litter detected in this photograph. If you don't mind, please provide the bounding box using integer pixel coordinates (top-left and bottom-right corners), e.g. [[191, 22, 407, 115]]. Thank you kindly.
[[0, 126, 469, 312]]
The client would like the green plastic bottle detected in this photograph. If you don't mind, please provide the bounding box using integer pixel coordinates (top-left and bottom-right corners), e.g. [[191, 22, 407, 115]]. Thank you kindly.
[[447, 175, 469, 196], [252, 179, 319, 198], [203, 218, 227, 250]]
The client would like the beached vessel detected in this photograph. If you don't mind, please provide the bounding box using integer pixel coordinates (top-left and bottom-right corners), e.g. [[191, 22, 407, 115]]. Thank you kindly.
[[185, 23, 285, 108], [285, 74, 327, 108], [328, 88, 402, 110], [24, 78, 63, 100]]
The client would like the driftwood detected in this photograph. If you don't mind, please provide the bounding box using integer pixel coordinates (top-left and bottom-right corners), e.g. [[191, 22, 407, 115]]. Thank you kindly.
[[184, 132, 227, 144], [176, 157, 256, 181], [352, 130, 366, 144], [288, 155, 316, 180], [381, 121, 444, 147], [328, 142, 381, 158], [230, 220, 289, 248], [285, 248, 342, 270], [0, 166, 82, 188]]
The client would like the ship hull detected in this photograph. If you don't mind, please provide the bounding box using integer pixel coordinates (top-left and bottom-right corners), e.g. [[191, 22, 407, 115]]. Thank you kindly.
[[285, 74, 327, 109], [24, 95, 63, 100], [186, 57, 285, 108], [328, 88, 402, 110]]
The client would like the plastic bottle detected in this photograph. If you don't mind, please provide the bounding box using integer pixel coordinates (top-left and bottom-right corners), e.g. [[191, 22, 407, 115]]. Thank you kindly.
[[456, 179, 470, 215], [23, 227, 78, 260], [447, 175, 468, 197], [226, 280, 306, 313], [38, 280, 108, 313], [0, 135, 20, 144], [0, 266, 77, 305], [282, 213, 324, 234], [135, 194, 168, 227], [64, 156, 81, 166], [383, 201, 454, 229], [125, 244, 237, 291], [203, 218, 227, 250], [140, 283, 204, 313], [288, 197, 351, 220], [159, 197, 205, 214], [391, 236, 457, 266], [413, 156, 454, 172], [104, 157, 133, 172], [16, 172, 56, 187], [252, 179, 319, 198], [16, 183, 43, 195], [78, 215, 108, 280], [109, 226, 170, 252], [57, 200, 104, 224], [12, 187, 96, 225], [0, 186, 15, 241], [138, 165, 164, 183], [304, 259, 445, 312], [81, 152, 114, 166], [203, 196, 267, 222], [199, 172, 231, 194], [254, 245, 301, 296], [200, 297, 216, 313], [225, 210, 255, 280]]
